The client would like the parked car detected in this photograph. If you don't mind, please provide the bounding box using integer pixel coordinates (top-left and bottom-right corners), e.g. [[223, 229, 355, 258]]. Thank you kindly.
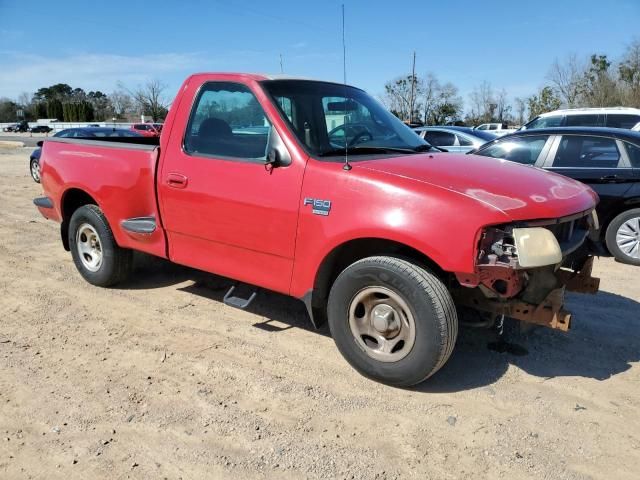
[[413, 126, 497, 153], [29, 128, 142, 183], [3, 121, 30, 132], [470, 127, 640, 265], [130, 123, 162, 137], [521, 107, 640, 131], [474, 122, 516, 136], [30, 125, 53, 133], [34, 73, 600, 387]]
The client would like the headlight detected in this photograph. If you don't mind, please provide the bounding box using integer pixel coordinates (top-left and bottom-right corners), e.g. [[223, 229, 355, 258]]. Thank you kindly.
[[512, 227, 562, 268]]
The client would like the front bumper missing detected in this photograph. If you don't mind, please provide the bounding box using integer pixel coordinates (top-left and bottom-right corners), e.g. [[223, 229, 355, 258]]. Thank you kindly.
[[456, 257, 600, 332]]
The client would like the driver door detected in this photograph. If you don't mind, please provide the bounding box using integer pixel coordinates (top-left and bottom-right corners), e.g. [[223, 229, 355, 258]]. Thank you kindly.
[[158, 80, 306, 294]]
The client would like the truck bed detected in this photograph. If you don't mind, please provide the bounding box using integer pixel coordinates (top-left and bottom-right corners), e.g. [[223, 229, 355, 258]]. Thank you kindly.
[[38, 137, 167, 258]]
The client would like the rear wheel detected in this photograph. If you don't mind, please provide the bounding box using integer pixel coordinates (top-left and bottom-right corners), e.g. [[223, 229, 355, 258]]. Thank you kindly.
[[327, 256, 458, 387], [605, 208, 640, 266], [30, 158, 40, 183], [69, 205, 132, 286]]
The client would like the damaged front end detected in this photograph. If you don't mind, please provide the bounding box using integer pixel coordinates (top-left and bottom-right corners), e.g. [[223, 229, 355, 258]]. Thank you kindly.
[[454, 209, 601, 331]]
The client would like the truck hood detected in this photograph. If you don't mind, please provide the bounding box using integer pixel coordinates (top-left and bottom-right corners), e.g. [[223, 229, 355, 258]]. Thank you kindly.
[[356, 153, 598, 221]]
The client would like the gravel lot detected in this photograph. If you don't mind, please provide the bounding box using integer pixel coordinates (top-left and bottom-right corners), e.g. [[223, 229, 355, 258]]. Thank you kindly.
[[1, 146, 639, 479]]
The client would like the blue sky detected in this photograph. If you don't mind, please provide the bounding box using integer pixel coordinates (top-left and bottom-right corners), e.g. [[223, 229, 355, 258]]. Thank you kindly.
[[1, 0, 638, 111]]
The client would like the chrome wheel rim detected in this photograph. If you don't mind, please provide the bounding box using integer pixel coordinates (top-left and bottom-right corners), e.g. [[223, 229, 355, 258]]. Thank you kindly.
[[348, 286, 416, 363], [76, 223, 103, 272], [616, 216, 640, 259], [31, 161, 40, 181]]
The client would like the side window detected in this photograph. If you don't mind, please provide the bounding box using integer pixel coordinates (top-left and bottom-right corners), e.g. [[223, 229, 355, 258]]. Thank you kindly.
[[456, 134, 473, 146], [526, 115, 564, 129], [624, 142, 640, 168], [476, 124, 487, 130], [476, 135, 549, 165], [553, 136, 621, 168], [185, 82, 271, 160], [606, 114, 640, 129], [565, 114, 603, 127], [424, 130, 456, 147]]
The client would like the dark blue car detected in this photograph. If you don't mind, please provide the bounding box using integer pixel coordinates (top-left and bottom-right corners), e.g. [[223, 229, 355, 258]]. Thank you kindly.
[[29, 127, 142, 183]]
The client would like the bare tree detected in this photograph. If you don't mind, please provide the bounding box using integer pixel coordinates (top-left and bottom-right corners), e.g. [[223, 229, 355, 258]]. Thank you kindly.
[[129, 79, 170, 121], [547, 54, 584, 107], [110, 88, 135, 118], [468, 81, 495, 124], [514, 97, 527, 126], [383, 75, 423, 122], [495, 88, 511, 123]]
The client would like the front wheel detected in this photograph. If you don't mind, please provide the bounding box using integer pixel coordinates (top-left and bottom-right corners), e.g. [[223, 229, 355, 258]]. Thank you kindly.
[[69, 205, 132, 286], [327, 256, 458, 387], [605, 208, 640, 266]]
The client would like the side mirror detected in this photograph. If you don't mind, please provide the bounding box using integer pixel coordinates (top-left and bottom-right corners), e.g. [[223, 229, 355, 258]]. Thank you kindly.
[[265, 128, 291, 168], [37, 141, 43, 147]]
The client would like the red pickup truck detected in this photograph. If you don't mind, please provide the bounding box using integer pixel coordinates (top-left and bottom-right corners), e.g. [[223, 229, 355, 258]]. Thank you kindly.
[[34, 73, 600, 386]]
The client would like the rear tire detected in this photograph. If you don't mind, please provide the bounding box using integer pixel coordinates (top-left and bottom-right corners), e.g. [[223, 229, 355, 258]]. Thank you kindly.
[[327, 256, 458, 387], [30, 159, 40, 183], [605, 208, 640, 266], [69, 205, 132, 286]]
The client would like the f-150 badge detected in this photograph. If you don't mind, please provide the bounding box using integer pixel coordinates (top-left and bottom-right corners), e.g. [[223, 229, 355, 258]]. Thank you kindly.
[[304, 198, 331, 216]]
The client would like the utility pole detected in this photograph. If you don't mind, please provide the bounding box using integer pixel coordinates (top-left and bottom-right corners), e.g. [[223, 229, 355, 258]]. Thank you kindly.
[[279, 54, 284, 74], [409, 51, 416, 124]]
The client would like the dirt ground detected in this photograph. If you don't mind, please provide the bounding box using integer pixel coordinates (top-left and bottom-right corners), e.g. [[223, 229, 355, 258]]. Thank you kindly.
[[0, 146, 638, 480]]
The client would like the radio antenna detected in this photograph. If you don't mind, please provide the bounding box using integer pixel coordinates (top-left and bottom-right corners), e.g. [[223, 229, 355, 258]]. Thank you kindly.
[[341, 3, 352, 171]]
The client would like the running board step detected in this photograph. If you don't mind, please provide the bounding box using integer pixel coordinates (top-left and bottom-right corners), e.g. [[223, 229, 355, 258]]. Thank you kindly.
[[223, 284, 258, 310]]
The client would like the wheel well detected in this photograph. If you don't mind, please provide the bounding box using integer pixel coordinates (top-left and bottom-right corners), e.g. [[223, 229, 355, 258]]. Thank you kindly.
[[60, 189, 98, 250], [307, 238, 446, 326]]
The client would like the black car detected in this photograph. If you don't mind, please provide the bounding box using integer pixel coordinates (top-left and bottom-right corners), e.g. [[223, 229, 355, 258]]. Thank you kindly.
[[30, 125, 53, 133], [470, 127, 640, 265], [29, 128, 142, 183]]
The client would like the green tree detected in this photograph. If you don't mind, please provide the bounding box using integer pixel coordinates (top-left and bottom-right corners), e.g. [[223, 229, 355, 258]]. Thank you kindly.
[[46, 99, 64, 120], [527, 87, 562, 118]]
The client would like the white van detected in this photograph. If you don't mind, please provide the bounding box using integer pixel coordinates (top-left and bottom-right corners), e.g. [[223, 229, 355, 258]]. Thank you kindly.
[[521, 107, 640, 130]]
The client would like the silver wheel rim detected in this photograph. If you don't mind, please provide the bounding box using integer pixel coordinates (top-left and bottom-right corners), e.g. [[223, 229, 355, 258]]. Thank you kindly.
[[348, 286, 416, 363], [616, 216, 640, 259], [31, 161, 40, 181], [76, 223, 103, 272]]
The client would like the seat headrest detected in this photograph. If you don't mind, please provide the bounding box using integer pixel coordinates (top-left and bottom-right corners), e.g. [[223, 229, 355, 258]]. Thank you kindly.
[[199, 117, 232, 139]]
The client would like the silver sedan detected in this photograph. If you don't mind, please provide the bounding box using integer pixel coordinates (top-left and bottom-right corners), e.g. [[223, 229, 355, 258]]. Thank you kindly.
[[413, 126, 498, 153]]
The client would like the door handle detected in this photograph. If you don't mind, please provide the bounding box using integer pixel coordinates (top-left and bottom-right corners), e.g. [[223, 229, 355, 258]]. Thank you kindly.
[[167, 173, 188, 189], [599, 175, 623, 183]]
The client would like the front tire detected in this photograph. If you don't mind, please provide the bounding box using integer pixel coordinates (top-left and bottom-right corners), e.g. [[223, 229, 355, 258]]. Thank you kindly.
[[327, 256, 458, 387], [605, 208, 640, 266], [30, 158, 40, 183], [68, 205, 132, 286]]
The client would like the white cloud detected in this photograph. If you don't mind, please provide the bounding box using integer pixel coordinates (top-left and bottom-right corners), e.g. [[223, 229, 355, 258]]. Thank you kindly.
[[0, 52, 201, 98]]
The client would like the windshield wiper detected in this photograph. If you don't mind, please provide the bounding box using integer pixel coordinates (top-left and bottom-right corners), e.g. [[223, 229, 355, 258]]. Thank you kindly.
[[318, 146, 419, 157]]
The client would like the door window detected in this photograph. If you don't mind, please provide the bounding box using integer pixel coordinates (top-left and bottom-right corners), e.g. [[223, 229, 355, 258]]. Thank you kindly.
[[475, 135, 549, 164], [424, 130, 456, 147], [606, 114, 640, 129], [553, 136, 621, 168], [624, 142, 640, 168], [455, 134, 474, 146], [184, 82, 271, 160], [524, 115, 564, 129]]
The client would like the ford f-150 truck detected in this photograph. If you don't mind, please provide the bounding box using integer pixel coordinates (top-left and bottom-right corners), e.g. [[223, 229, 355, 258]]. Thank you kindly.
[[34, 73, 600, 387]]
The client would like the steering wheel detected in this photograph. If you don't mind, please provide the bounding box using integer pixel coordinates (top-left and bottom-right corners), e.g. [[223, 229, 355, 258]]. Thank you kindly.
[[348, 129, 373, 146]]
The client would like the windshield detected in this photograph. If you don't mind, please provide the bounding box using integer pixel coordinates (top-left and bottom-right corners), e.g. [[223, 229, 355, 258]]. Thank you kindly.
[[261, 80, 429, 158]]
